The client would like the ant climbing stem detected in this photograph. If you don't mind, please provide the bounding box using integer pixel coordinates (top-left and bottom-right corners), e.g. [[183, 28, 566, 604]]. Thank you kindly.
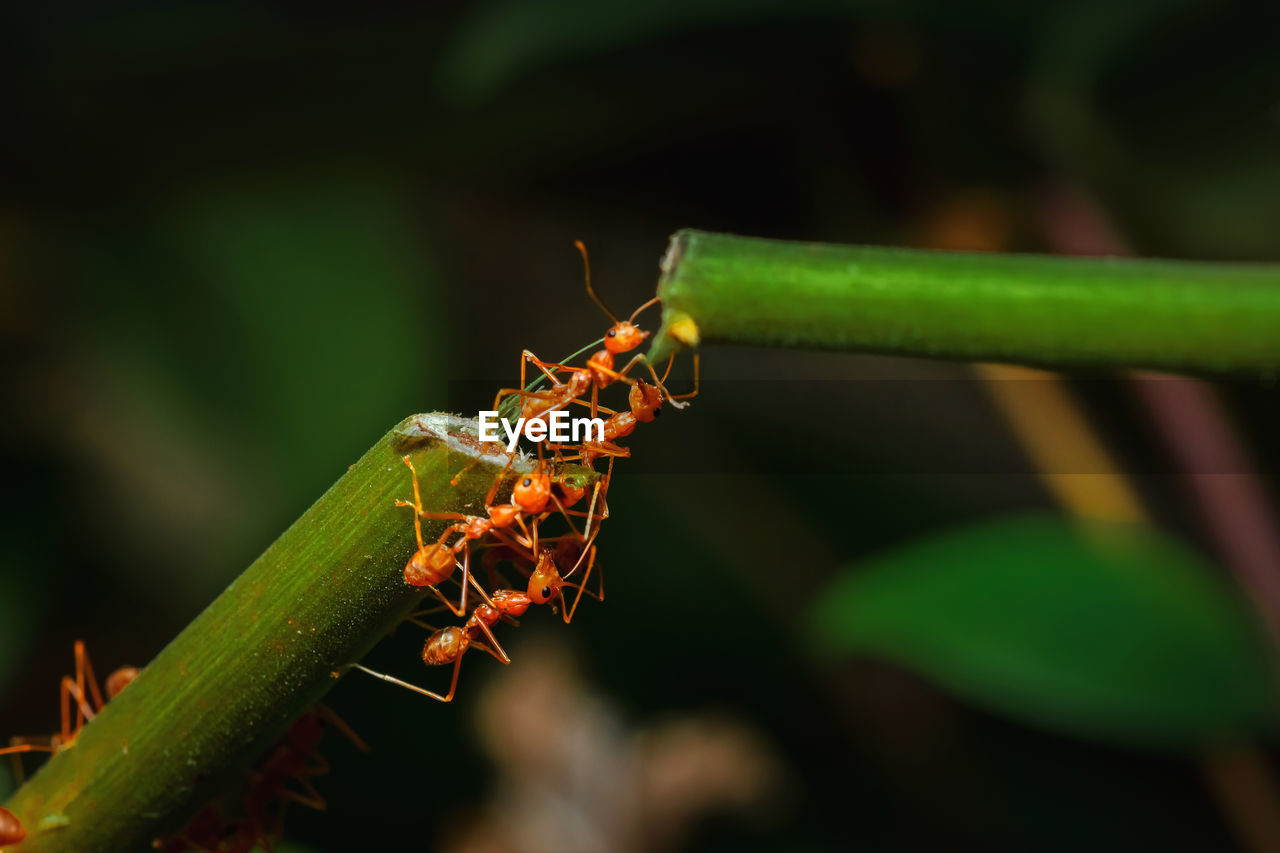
[[397, 456, 500, 617], [553, 378, 664, 469], [575, 239, 692, 409], [350, 536, 599, 703], [577, 239, 658, 352], [400, 449, 587, 608], [493, 241, 688, 424], [525, 531, 603, 625], [350, 592, 521, 703], [659, 345, 700, 405], [0, 641, 139, 782]]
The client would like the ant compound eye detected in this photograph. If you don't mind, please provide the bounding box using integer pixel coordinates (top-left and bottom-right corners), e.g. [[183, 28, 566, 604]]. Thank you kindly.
[[653, 406, 662, 418], [541, 586, 552, 599], [606, 329, 616, 337], [522, 478, 532, 487]]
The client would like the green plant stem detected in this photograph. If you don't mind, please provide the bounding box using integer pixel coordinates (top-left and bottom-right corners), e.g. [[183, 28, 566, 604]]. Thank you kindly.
[[646, 229, 1280, 374], [4, 415, 593, 852]]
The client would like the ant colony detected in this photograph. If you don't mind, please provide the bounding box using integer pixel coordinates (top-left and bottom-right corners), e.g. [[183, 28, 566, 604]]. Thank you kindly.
[[353, 240, 698, 703]]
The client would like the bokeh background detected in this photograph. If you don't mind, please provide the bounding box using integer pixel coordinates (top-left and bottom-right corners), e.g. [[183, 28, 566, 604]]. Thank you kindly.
[[4, 1, 1280, 850]]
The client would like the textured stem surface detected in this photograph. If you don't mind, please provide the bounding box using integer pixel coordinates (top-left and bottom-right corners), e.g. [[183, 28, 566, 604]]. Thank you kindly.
[[4, 415, 585, 852], [647, 229, 1280, 375]]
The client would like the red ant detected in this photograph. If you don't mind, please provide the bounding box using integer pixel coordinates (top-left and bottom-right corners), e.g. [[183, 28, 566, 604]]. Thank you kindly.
[[0, 641, 139, 779], [352, 539, 599, 702], [477, 532, 602, 624], [492, 240, 679, 425], [397, 453, 547, 616], [575, 239, 670, 398], [156, 706, 367, 853], [351, 590, 523, 703], [405, 444, 601, 598], [553, 378, 664, 468], [493, 378, 662, 544], [520, 536, 602, 625], [573, 240, 700, 409], [0, 807, 24, 847], [241, 706, 367, 837]]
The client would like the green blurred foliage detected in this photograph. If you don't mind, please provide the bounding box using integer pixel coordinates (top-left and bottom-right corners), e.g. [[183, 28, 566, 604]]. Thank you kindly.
[[809, 514, 1278, 748]]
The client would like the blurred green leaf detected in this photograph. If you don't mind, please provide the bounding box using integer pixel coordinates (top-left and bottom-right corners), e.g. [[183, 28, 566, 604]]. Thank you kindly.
[[808, 514, 1278, 748], [52, 176, 448, 604], [0, 557, 39, 698]]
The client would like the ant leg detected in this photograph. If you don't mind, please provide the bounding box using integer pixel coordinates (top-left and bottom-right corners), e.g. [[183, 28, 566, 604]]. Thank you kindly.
[[59, 676, 96, 746], [469, 620, 511, 665], [620, 352, 690, 408], [349, 659, 462, 703], [420, 583, 465, 618], [76, 640, 107, 714], [483, 527, 535, 564], [465, 550, 496, 607], [483, 451, 518, 508], [433, 547, 471, 619], [492, 386, 557, 415], [580, 457, 613, 540], [425, 544, 493, 618], [449, 454, 486, 488], [573, 396, 617, 416], [542, 493, 590, 543], [1, 738, 55, 784], [413, 509, 470, 524], [0, 739, 55, 756], [667, 352, 700, 402], [278, 783, 328, 811], [312, 703, 370, 753], [584, 360, 639, 391], [467, 638, 510, 664], [523, 351, 572, 385], [563, 538, 602, 624], [398, 456, 428, 552], [585, 462, 605, 539]]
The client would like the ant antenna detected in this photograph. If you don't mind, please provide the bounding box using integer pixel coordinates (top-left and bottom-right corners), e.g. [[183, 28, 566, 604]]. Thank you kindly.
[[575, 240, 618, 324], [628, 295, 661, 324]]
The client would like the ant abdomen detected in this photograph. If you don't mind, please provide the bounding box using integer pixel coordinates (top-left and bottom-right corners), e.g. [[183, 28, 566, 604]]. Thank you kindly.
[[405, 544, 455, 588], [422, 627, 468, 666]]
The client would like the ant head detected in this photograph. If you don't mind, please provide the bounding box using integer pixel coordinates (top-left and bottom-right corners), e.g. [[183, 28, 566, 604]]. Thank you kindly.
[[629, 380, 663, 422], [106, 666, 140, 699], [576, 240, 656, 354], [527, 549, 563, 605], [604, 321, 648, 354], [512, 469, 551, 514]]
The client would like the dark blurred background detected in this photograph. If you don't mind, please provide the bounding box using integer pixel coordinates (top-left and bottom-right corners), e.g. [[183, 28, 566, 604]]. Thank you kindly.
[[3, 1, 1280, 850]]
